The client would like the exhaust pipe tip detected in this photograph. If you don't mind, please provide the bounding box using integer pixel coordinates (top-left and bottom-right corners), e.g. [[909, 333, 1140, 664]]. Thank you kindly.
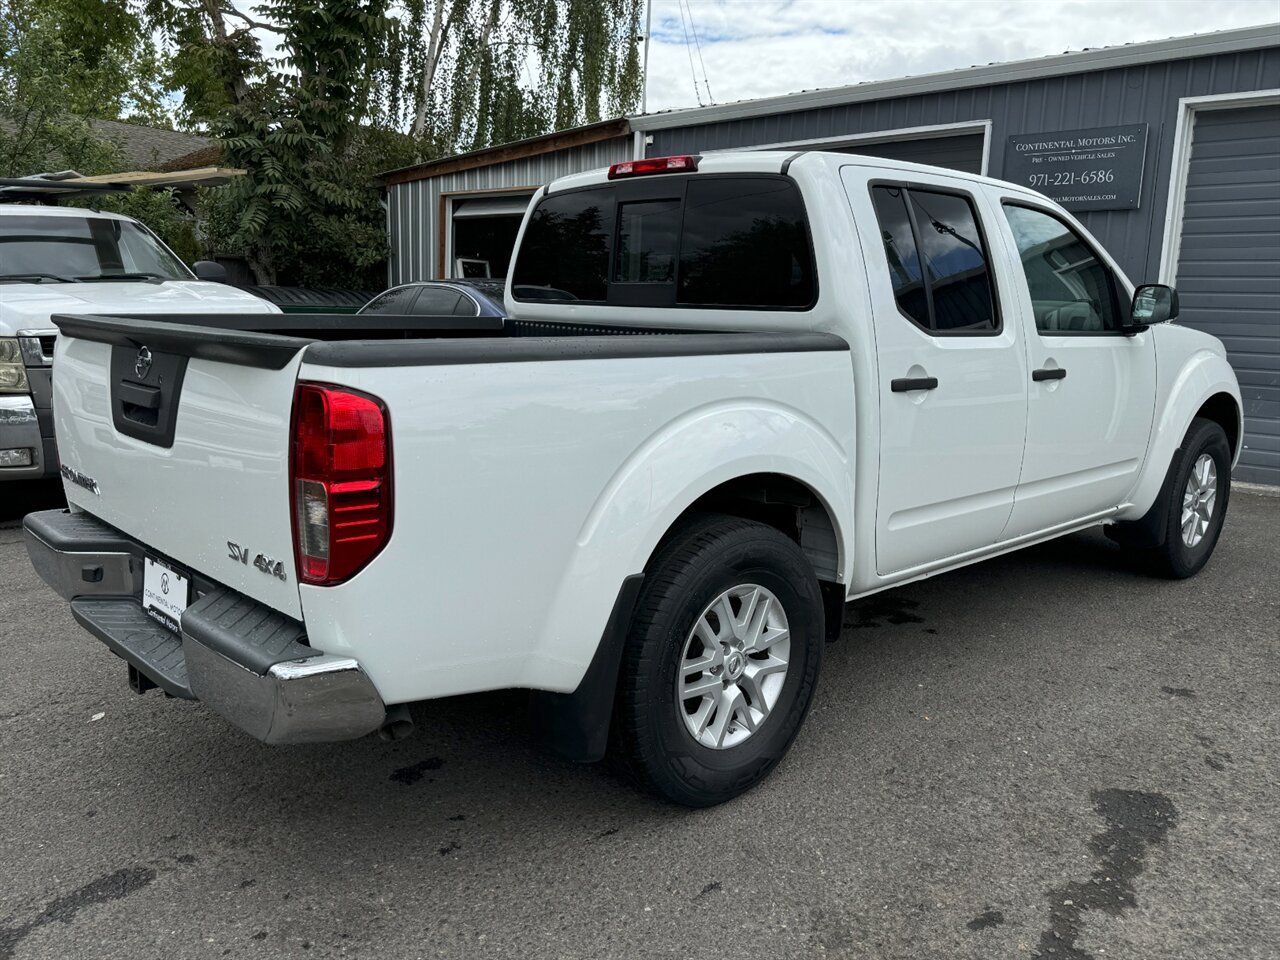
[[379, 703, 414, 741]]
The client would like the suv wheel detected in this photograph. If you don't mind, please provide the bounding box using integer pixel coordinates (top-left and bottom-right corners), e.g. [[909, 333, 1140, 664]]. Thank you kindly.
[[1145, 417, 1232, 578], [611, 515, 824, 807]]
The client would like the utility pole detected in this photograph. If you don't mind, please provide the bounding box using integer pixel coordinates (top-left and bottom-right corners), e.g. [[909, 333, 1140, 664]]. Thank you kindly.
[[641, 0, 653, 115]]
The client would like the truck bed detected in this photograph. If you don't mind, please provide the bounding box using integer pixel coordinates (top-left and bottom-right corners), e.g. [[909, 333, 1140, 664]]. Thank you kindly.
[[44, 308, 853, 708], [51, 311, 845, 369]]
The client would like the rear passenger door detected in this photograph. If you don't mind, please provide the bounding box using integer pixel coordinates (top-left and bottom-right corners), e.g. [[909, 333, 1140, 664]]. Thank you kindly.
[[995, 203, 1156, 539], [845, 171, 1029, 576]]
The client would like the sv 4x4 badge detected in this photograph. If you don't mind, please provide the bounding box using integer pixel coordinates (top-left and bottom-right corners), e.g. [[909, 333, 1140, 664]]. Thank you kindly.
[[227, 541, 288, 582]]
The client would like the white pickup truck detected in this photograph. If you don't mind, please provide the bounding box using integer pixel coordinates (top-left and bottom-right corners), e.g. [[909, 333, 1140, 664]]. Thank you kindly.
[[0, 204, 277, 482], [24, 152, 1241, 806]]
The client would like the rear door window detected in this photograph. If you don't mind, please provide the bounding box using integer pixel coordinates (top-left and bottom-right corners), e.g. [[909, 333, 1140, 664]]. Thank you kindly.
[[512, 175, 816, 309], [869, 186, 929, 327], [868, 184, 998, 334]]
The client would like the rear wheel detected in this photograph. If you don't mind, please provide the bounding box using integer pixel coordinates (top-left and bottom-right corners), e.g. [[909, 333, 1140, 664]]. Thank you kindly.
[[611, 515, 824, 807], [1141, 417, 1232, 578]]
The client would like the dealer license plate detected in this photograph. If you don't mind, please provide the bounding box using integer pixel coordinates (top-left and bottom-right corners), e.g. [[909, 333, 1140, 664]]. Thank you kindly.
[[142, 557, 189, 633]]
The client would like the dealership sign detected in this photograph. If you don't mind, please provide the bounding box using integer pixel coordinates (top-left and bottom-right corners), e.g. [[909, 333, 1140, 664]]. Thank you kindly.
[[1003, 124, 1148, 211]]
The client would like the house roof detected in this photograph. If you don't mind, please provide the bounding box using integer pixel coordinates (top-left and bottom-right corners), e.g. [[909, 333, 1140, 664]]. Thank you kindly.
[[88, 119, 213, 170], [379, 118, 631, 185], [629, 23, 1280, 132]]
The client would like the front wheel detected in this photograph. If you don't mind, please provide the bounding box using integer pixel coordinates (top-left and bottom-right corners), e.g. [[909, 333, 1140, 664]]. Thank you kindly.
[[610, 515, 825, 807], [1145, 417, 1232, 578]]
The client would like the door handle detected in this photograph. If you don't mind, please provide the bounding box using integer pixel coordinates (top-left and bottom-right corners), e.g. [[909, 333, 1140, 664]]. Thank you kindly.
[[891, 377, 939, 392], [1032, 367, 1067, 381]]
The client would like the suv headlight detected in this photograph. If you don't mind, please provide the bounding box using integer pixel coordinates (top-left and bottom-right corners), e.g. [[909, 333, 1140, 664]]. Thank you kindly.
[[0, 338, 30, 393]]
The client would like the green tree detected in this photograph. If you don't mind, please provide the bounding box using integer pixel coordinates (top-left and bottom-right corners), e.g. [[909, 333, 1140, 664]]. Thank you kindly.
[[144, 0, 644, 287], [395, 0, 643, 153], [0, 0, 164, 176], [147, 0, 402, 285]]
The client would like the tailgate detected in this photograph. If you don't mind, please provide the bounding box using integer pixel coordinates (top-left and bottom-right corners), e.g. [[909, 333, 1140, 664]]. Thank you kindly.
[[50, 314, 310, 618]]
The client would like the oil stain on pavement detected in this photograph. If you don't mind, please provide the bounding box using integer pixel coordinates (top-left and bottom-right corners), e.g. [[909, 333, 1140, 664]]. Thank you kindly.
[[1035, 789, 1177, 959], [844, 594, 925, 630], [0, 867, 156, 960], [389, 756, 444, 785]]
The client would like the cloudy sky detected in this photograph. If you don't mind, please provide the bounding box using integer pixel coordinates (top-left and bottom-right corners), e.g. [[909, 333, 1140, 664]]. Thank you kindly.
[[642, 0, 1280, 115]]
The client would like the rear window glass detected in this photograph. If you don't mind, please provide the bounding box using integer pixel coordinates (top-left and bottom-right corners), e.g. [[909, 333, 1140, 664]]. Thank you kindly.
[[614, 200, 680, 284], [512, 175, 815, 309], [511, 188, 613, 302], [677, 177, 814, 308]]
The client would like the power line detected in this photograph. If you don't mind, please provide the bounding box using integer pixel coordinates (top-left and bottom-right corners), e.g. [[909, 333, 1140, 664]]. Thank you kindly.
[[682, 0, 714, 105], [676, 0, 704, 107]]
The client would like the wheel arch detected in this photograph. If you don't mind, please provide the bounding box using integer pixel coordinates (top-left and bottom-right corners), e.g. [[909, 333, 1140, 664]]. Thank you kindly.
[[1195, 391, 1242, 465], [530, 404, 854, 764], [1120, 348, 1242, 521]]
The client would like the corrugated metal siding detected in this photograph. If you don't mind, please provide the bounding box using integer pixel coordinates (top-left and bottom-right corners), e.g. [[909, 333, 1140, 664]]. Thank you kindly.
[[650, 48, 1280, 284], [386, 137, 634, 284], [831, 132, 984, 173], [1174, 102, 1280, 485]]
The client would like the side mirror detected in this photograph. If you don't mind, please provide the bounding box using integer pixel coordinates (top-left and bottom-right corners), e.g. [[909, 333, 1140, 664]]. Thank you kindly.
[[1129, 283, 1178, 329], [193, 260, 228, 283]]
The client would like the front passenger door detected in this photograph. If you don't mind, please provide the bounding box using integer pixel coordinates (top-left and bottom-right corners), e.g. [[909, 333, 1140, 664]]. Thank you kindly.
[[998, 203, 1156, 539]]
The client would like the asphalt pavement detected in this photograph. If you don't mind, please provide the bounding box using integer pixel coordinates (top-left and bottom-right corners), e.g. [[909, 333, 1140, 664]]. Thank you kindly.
[[1, 482, 1277, 960]]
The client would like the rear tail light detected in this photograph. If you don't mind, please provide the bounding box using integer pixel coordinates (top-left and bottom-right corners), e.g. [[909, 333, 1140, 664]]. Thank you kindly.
[[607, 155, 700, 179], [290, 382, 392, 585]]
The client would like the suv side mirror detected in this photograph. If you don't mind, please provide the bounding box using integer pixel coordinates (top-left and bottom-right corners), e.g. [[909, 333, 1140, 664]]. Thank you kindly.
[[1129, 283, 1178, 329], [193, 260, 228, 283]]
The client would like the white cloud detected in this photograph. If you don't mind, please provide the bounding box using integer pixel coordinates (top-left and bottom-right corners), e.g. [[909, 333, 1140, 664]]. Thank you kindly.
[[641, 0, 1280, 114]]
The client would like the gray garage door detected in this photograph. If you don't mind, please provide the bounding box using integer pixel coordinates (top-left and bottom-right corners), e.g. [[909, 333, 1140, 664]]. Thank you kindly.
[[835, 132, 986, 174], [1174, 102, 1280, 486]]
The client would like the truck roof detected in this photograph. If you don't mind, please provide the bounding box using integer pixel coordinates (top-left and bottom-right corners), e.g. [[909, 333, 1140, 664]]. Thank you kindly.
[[543, 149, 1047, 204], [0, 204, 135, 222]]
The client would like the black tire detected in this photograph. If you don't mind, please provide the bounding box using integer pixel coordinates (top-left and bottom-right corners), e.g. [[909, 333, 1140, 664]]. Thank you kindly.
[[1144, 417, 1232, 579], [610, 514, 824, 807]]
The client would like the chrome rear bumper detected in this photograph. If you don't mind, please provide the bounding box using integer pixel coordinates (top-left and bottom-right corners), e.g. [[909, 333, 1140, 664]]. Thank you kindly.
[[23, 508, 386, 743]]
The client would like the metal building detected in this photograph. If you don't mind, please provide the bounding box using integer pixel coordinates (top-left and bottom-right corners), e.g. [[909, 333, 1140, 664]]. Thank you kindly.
[[382, 25, 1280, 484], [382, 119, 633, 286]]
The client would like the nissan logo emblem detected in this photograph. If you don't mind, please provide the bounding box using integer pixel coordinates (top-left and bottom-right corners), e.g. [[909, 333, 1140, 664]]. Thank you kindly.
[[135, 346, 153, 379]]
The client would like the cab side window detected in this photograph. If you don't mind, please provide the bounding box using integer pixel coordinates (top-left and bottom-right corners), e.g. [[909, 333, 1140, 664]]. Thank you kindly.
[[869, 185, 998, 334], [1003, 204, 1121, 334]]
